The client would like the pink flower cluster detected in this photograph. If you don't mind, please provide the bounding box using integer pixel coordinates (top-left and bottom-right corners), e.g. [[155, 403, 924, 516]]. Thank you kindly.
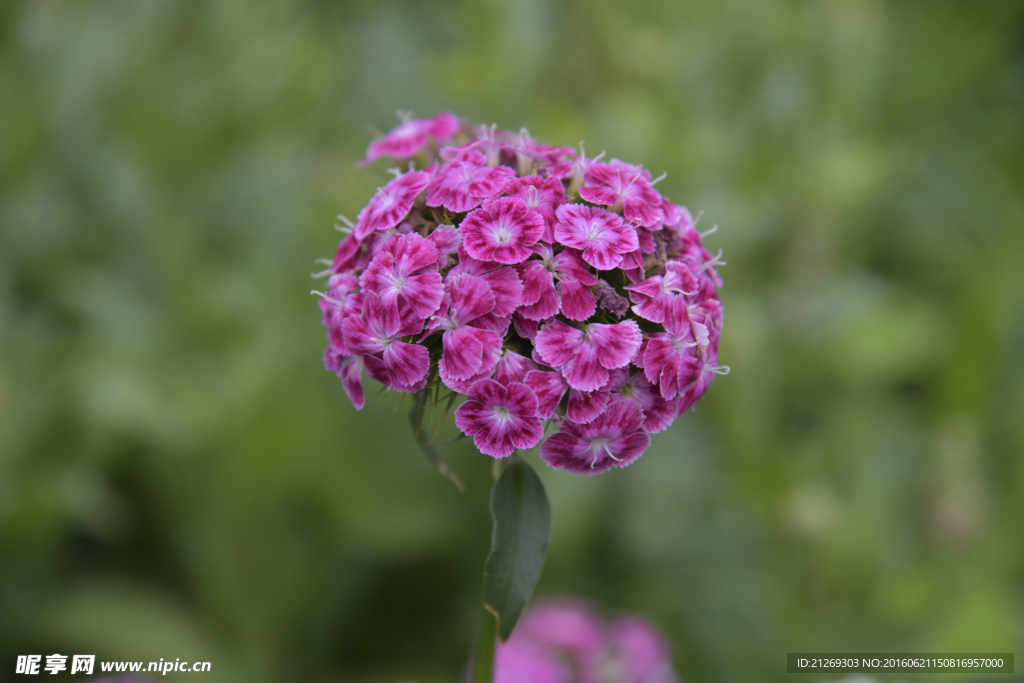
[[489, 596, 681, 683], [318, 112, 727, 474]]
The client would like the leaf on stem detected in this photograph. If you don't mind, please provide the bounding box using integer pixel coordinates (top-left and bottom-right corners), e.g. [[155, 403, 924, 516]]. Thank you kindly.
[[482, 458, 551, 641]]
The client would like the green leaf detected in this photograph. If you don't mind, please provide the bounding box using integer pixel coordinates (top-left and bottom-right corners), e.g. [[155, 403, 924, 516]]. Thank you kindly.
[[409, 389, 464, 491], [483, 458, 551, 641]]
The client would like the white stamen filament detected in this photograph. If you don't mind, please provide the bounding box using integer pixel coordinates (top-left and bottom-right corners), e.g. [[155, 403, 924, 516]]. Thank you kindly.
[[310, 290, 344, 307], [588, 438, 621, 468], [701, 249, 726, 271]]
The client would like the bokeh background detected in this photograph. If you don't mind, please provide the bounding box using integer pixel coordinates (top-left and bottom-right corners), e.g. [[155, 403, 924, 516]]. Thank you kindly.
[[2, 1, 1024, 682]]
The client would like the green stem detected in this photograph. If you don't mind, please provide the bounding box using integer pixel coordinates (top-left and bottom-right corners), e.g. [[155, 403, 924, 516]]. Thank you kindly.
[[471, 608, 497, 683]]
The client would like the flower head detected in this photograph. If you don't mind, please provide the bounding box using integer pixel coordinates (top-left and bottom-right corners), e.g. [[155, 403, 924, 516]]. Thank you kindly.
[[318, 113, 727, 473]]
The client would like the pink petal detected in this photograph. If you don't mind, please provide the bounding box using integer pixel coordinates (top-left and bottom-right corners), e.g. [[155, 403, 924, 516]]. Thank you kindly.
[[567, 389, 610, 424], [353, 170, 430, 239], [440, 325, 502, 380], [558, 280, 596, 321], [587, 321, 643, 369], [427, 111, 460, 138], [446, 274, 496, 326], [340, 355, 365, 410], [482, 267, 524, 317], [383, 341, 429, 390], [551, 249, 598, 286], [577, 185, 619, 206], [524, 370, 568, 419], [559, 343, 606, 392], [493, 350, 537, 386], [534, 320, 584, 368], [427, 225, 462, 270], [516, 262, 560, 320]]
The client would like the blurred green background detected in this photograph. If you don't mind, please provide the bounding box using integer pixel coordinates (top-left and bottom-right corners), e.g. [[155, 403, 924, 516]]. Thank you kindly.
[[2, 1, 1023, 682]]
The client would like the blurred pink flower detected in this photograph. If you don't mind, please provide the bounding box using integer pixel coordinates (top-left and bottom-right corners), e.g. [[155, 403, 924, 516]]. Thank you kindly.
[[484, 596, 681, 683], [362, 111, 459, 164]]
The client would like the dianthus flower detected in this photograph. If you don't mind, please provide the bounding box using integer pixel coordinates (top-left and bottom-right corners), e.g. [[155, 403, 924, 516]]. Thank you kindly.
[[317, 113, 728, 474], [487, 596, 681, 683]]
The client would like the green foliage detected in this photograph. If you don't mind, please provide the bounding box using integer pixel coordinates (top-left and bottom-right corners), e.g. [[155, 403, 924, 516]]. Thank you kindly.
[[1, 1, 1023, 682], [483, 459, 551, 642]]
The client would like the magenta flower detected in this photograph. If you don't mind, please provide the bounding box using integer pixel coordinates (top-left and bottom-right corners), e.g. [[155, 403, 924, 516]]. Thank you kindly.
[[362, 111, 459, 165], [640, 329, 701, 401], [454, 379, 544, 458], [608, 370, 679, 434], [319, 114, 726, 472], [432, 274, 503, 382], [460, 196, 545, 264], [540, 401, 650, 474], [535, 320, 642, 392], [428, 225, 462, 270], [353, 170, 431, 240], [515, 259, 560, 320], [341, 293, 429, 393], [502, 175, 567, 242], [677, 345, 730, 414], [554, 204, 639, 270], [451, 246, 525, 323], [579, 160, 665, 228], [426, 149, 515, 214], [567, 389, 611, 424], [359, 233, 444, 320], [524, 370, 569, 420], [493, 349, 538, 386], [625, 261, 699, 324], [517, 246, 598, 322]]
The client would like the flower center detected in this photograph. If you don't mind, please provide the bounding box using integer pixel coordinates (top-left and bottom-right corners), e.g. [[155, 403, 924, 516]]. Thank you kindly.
[[584, 219, 603, 241], [526, 186, 541, 207], [492, 219, 514, 243], [588, 437, 621, 468], [491, 405, 512, 425], [386, 272, 407, 291]]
